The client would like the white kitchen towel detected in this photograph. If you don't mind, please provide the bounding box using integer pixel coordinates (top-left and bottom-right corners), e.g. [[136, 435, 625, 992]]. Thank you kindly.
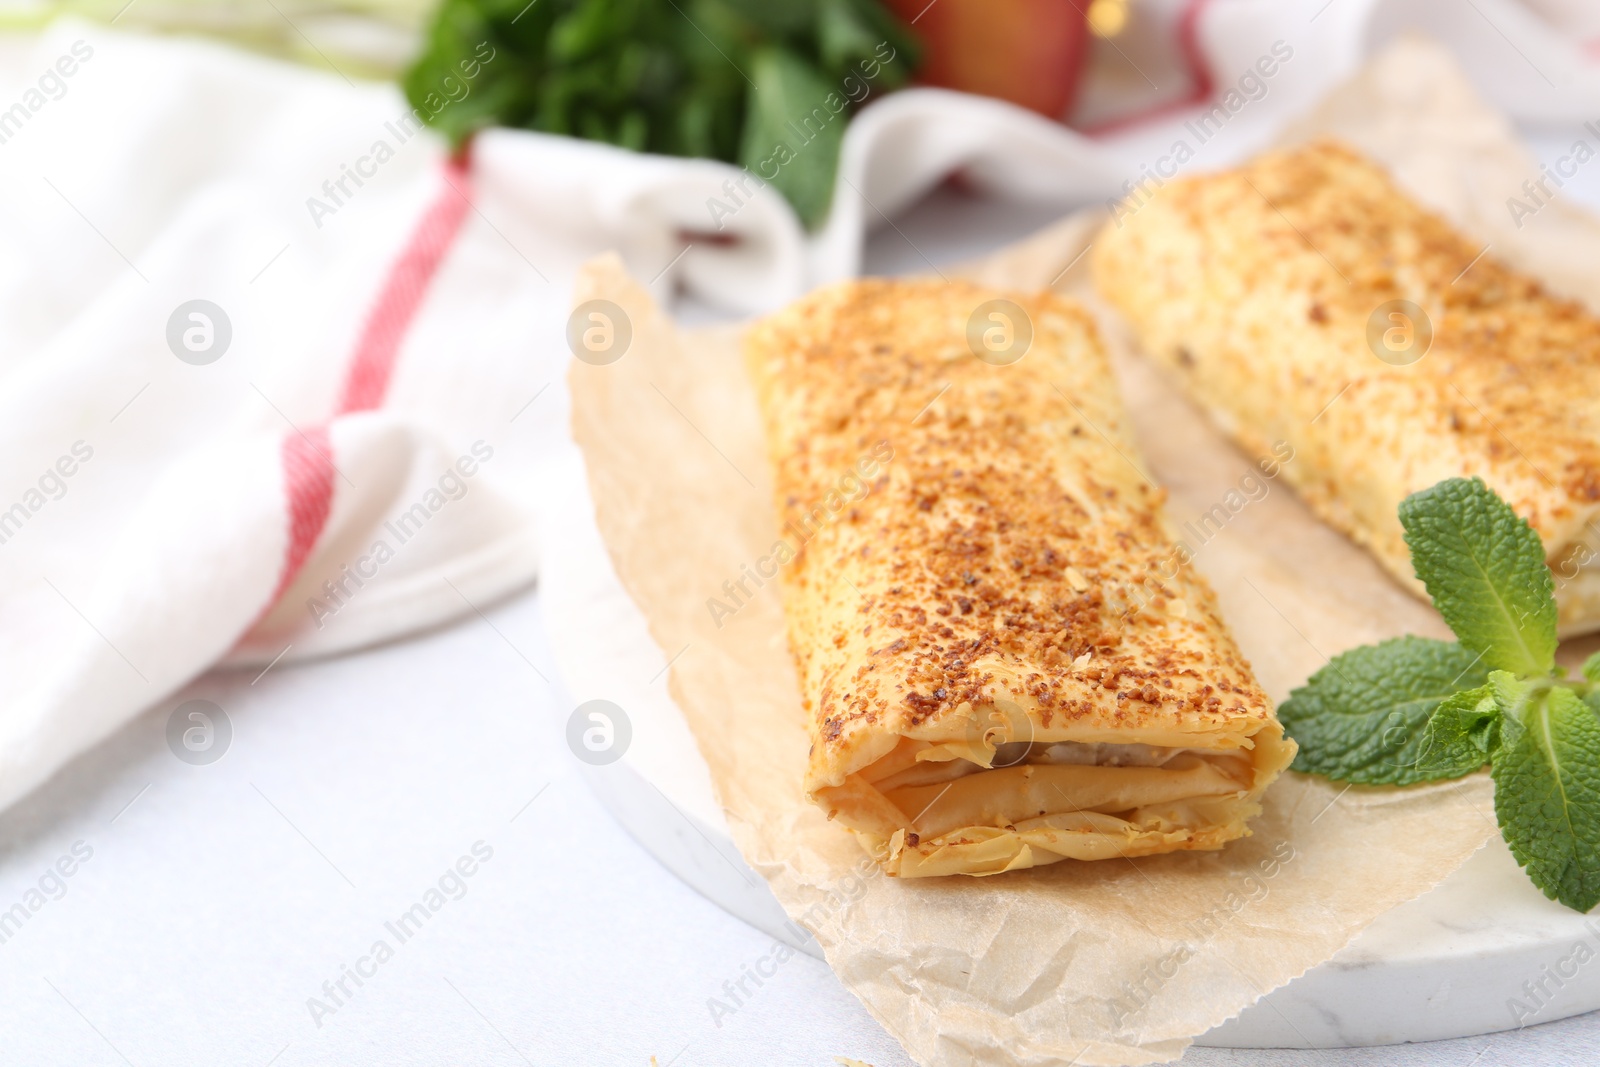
[[0, 0, 1595, 815]]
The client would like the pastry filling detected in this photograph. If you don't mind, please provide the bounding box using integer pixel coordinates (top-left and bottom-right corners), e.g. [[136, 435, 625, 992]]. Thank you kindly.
[[860, 739, 1257, 841]]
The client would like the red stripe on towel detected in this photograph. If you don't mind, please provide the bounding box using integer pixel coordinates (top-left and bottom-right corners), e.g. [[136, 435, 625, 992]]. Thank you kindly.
[[265, 153, 474, 609], [338, 157, 474, 413]]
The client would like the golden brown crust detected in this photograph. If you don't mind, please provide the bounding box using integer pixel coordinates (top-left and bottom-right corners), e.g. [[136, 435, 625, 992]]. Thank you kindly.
[[1092, 139, 1600, 629], [745, 278, 1291, 875]]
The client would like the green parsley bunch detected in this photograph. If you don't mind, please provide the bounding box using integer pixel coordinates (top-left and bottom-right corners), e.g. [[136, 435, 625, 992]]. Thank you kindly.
[[402, 0, 918, 228], [1281, 477, 1600, 913]]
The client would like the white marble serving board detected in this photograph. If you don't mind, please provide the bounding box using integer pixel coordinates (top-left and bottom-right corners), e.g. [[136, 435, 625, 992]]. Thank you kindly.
[[539, 390, 1600, 1051]]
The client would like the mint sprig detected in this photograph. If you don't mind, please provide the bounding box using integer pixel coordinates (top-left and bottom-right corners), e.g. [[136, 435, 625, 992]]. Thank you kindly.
[[1282, 477, 1600, 912]]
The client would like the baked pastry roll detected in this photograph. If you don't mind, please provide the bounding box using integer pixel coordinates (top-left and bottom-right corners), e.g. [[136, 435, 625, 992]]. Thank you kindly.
[[1093, 139, 1600, 634], [745, 279, 1294, 878]]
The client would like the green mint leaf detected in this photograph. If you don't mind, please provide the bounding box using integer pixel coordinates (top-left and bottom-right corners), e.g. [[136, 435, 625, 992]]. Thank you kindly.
[[1279, 636, 1490, 785], [1492, 686, 1600, 912], [739, 47, 845, 229], [1412, 684, 1499, 779], [1489, 669, 1537, 718], [1583, 650, 1600, 684], [1399, 477, 1556, 677]]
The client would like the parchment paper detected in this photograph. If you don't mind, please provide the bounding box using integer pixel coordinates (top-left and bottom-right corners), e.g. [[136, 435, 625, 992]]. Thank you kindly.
[[566, 38, 1578, 1067]]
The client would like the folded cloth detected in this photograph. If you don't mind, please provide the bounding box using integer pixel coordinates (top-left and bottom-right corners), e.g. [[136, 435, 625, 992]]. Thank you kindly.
[[0, 0, 1595, 815]]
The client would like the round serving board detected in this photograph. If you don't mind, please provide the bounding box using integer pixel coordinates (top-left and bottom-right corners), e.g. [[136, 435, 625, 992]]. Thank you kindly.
[[541, 433, 1600, 1050]]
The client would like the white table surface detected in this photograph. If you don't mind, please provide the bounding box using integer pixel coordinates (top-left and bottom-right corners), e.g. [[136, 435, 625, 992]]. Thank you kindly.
[[3, 126, 1600, 1067]]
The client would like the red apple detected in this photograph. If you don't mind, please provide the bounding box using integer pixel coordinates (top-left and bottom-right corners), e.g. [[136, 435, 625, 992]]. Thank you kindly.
[[886, 0, 1091, 118]]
